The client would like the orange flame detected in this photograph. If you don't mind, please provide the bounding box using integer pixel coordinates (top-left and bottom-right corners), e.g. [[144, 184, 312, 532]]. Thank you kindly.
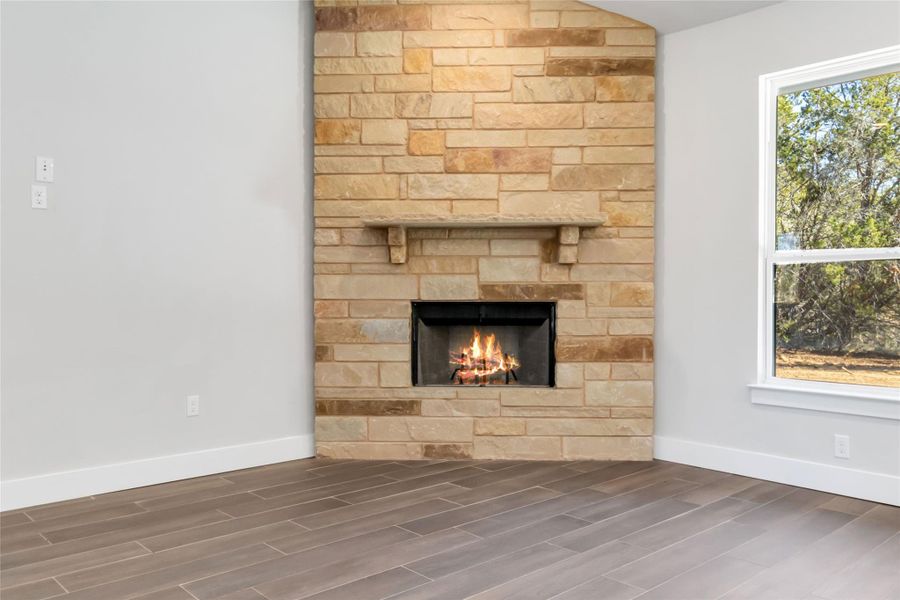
[[450, 329, 520, 384]]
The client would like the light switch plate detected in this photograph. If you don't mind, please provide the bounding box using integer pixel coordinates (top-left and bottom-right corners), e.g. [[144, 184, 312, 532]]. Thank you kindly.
[[31, 185, 48, 209], [35, 156, 54, 182]]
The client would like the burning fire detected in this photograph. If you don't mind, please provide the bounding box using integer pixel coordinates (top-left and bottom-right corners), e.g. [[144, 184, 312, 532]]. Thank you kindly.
[[449, 329, 520, 385]]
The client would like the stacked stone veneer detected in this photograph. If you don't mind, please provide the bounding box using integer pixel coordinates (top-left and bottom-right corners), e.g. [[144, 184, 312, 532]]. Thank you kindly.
[[313, 0, 655, 460]]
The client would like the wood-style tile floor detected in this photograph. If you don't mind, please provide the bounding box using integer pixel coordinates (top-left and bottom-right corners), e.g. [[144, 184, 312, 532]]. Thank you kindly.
[[1, 459, 898, 600]]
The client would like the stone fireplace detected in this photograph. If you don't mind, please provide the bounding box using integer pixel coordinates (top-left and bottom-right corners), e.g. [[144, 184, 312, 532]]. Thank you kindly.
[[313, 0, 655, 460]]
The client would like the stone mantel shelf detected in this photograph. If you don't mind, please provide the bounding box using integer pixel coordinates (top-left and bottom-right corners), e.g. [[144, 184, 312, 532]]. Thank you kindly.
[[362, 214, 606, 264]]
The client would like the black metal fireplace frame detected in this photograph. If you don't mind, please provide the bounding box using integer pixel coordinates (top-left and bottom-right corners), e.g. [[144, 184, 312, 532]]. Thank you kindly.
[[410, 301, 557, 387]]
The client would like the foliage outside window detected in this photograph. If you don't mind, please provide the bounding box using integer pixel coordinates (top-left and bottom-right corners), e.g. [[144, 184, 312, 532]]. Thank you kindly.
[[773, 72, 899, 389]]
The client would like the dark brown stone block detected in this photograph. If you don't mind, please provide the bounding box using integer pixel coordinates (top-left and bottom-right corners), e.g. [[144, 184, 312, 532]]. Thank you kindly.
[[357, 5, 430, 31], [315, 7, 356, 31], [557, 336, 654, 362], [316, 399, 421, 416], [424, 444, 473, 459], [315, 345, 333, 361], [546, 58, 655, 77], [506, 29, 605, 47], [479, 283, 585, 300]]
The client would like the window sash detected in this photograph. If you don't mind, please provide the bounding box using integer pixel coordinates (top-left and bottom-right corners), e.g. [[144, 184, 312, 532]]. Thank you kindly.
[[757, 45, 900, 399]]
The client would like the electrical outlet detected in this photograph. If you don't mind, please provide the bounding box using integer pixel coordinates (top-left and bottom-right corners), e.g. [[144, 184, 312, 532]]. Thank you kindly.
[[35, 156, 54, 182], [31, 185, 48, 209], [834, 434, 850, 459], [187, 395, 200, 417]]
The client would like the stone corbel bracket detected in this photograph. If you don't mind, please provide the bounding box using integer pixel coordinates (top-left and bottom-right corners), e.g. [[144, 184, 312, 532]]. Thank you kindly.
[[361, 214, 606, 265]]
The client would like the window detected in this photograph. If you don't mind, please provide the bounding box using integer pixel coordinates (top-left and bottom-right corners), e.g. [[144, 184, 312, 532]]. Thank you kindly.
[[754, 47, 900, 418]]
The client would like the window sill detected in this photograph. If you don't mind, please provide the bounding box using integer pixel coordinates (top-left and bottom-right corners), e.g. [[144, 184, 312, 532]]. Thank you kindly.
[[749, 382, 900, 420]]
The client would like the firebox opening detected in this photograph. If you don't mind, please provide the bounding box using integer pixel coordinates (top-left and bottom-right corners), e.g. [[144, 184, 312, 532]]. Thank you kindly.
[[411, 301, 556, 387]]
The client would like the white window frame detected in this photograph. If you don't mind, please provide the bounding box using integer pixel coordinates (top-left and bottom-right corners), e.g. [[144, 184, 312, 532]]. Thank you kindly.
[[750, 46, 900, 420]]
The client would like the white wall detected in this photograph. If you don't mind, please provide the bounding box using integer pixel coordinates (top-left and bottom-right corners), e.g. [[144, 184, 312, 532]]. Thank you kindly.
[[1, 1, 314, 509], [656, 1, 900, 503]]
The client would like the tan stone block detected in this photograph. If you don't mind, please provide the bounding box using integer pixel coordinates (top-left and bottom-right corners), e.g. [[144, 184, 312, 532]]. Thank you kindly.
[[433, 67, 511, 92], [361, 119, 408, 145], [395, 93, 473, 118], [578, 239, 653, 264], [404, 48, 431, 73], [480, 282, 584, 300], [530, 11, 560, 28], [490, 239, 540, 256], [422, 399, 500, 417], [469, 48, 545, 65], [588, 307, 653, 318], [315, 75, 375, 94], [595, 76, 655, 101], [556, 336, 653, 362], [315, 144, 407, 157], [315, 57, 403, 75], [556, 245, 576, 264], [551, 165, 655, 191], [499, 191, 599, 215], [316, 265, 350, 274], [424, 444, 473, 459], [407, 256, 475, 274], [316, 362, 379, 387], [553, 148, 582, 165], [314, 228, 342, 246], [500, 174, 549, 191], [584, 102, 654, 128], [513, 66, 545, 77], [315, 318, 410, 343], [349, 300, 410, 318], [314, 157, 382, 174], [315, 119, 361, 144], [379, 363, 411, 388], [475, 418, 526, 436], [556, 300, 585, 318], [356, 4, 431, 31], [599, 202, 654, 227], [356, 31, 403, 57], [332, 344, 408, 362], [475, 103, 582, 129], [316, 417, 367, 441], [478, 257, 541, 282], [606, 28, 656, 46], [570, 264, 653, 282], [315, 95, 350, 118], [437, 118, 474, 129], [556, 363, 584, 388], [314, 300, 348, 317], [585, 362, 611, 379], [528, 128, 654, 147], [374, 74, 432, 92], [619, 191, 655, 202], [611, 407, 653, 418], [502, 406, 611, 418], [512, 77, 594, 103], [474, 92, 513, 103], [506, 28, 605, 47], [317, 442, 423, 459], [445, 148, 551, 173], [403, 30, 494, 48], [342, 228, 388, 245], [456, 387, 500, 399], [610, 282, 654, 307], [433, 49, 468, 66], [528, 418, 652, 436], [559, 10, 644, 28], [420, 275, 479, 299], [315, 274, 417, 300], [315, 246, 389, 263], [314, 32, 355, 58], [501, 388, 582, 406], [541, 263, 570, 282], [445, 130, 526, 147], [586, 381, 653, 406], [408, 174, 499, 199], [452, 200, 497, 214], [584, 146, 654, 164], [562, 436, 652, 460], [558, 318, 608, 336], [611, 363, 654, 380], [431, 4, 528, 29], [315, 174, 399, 199], [474, 436, 562, 460], [409, 130, 445, 156], [350, 94, 394, 118], [369, 417, 473, 442], [586, 282, 611, 306], [421, 239, 490, 256], [383, 156, 444, 173]]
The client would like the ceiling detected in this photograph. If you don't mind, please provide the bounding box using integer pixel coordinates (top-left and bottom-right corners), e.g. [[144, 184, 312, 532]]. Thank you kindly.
[[586, 1, 782, 34]]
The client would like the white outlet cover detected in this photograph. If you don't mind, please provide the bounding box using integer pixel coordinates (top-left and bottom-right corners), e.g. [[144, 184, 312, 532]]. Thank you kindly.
[[187, 395, 200, 417], [31, 185, 48, 209], [35, 156, 54, 182]]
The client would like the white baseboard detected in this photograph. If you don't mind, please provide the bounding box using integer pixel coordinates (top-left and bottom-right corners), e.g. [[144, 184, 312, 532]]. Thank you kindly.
[[0, 434, 315, 511], [654, 435, 899, 506]]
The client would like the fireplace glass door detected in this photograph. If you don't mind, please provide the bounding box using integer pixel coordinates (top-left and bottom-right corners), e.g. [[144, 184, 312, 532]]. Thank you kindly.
[[411, 301, 555, 387]]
